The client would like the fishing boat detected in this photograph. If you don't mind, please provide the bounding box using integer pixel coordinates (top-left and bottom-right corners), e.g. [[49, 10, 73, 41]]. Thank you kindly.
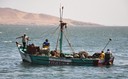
[[16, 7, 114, 66]]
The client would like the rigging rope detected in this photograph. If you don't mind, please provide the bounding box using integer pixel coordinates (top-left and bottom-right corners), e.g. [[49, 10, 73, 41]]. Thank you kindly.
[[27, 26, 60, 48], [41, 26, 59, 39], [63, 29, 75, 53], [55, 29, 60, 51], [50, 26, 60, 36]]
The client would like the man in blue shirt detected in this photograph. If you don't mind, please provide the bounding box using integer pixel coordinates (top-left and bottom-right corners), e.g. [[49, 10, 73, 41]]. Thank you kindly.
[[43, 39, 50, 48]]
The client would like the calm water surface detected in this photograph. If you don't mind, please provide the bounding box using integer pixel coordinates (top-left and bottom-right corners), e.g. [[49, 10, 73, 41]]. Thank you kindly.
[[0, 25, 128, 79]]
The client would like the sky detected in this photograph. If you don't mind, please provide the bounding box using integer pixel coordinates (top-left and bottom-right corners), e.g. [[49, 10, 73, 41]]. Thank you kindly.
[[0, 0, 128, 26]]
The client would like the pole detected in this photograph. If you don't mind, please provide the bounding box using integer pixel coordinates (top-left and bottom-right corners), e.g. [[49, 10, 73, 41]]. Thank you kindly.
[[59, 6, 63, 53], [60, 23, 63, 53], [59, 6, 66, 53], [102, 38, 112, 51]]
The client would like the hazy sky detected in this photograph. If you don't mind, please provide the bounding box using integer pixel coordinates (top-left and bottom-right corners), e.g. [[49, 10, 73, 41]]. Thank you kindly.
[[0, 0, 128, 26]]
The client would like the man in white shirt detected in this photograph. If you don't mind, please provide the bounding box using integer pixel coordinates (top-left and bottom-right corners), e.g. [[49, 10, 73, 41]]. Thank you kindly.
[[16, 34, 29, 49]]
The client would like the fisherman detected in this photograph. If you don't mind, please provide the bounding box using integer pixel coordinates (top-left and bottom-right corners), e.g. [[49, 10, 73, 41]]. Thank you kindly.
[[99, 51, 105, 60], [98, 51, 105, 63], [106, 49, 112, 54], [16, 33, 29, 49], [105, 49, 112, 65], [43, 39, 50, 49]]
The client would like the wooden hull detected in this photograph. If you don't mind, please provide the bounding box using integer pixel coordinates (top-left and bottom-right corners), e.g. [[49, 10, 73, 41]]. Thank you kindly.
[[18, 47, 114, 66]]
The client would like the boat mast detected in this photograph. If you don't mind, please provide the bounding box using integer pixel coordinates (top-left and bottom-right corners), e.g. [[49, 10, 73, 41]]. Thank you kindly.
[[59, 6, 67, 53]]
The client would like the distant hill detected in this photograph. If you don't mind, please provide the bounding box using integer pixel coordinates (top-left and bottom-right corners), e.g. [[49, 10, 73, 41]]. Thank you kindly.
[[0, 8, 100, 26]]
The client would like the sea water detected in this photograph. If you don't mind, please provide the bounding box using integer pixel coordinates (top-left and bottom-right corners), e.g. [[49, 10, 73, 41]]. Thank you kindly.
[[0, 25, 128, 79]]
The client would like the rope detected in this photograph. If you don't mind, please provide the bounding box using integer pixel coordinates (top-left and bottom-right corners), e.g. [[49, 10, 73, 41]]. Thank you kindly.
[[65, 27, 75, 53], [41, 26, 60, 39], [55, 29, 60, 50], [41, 25, 61, 51], [63, 30, 75, 53], [41, 27, 56, 37], [65, 26, 70, 41], [50, 26, 60, 36], [22, 26, 60, 48]]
